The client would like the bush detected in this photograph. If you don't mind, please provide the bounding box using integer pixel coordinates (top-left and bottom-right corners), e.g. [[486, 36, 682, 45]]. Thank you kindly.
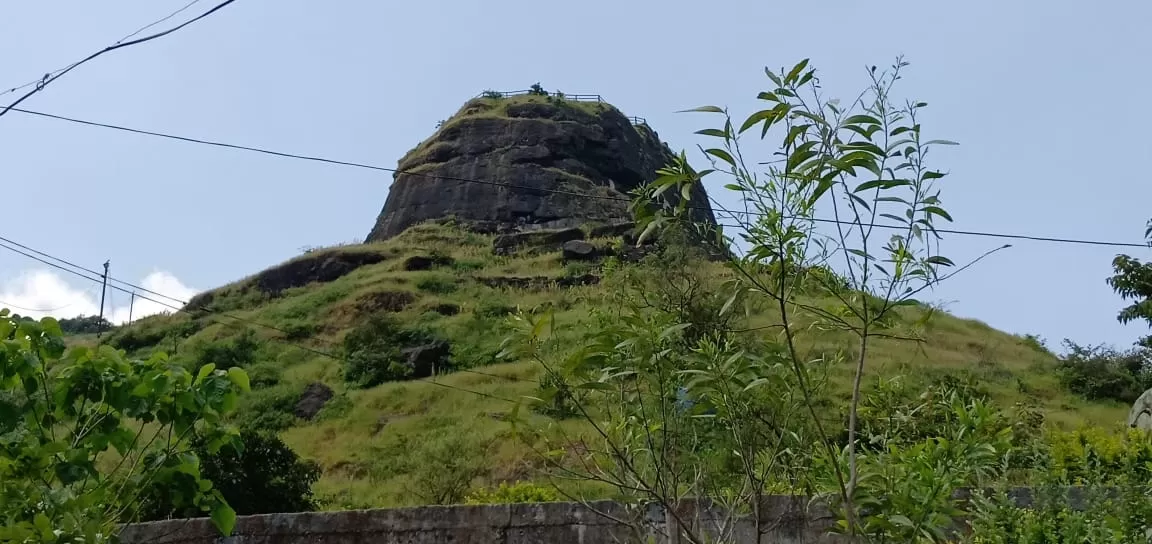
[[342, 315, 449, 387], [56, 314, 111, 335], [1057, 340, 1152, 403], [465, 481, 560, 504], [234, 385, 300, 432], [138, 430, 321, 520], [195, 329, 261, 370], [415, 275, 458, 294]]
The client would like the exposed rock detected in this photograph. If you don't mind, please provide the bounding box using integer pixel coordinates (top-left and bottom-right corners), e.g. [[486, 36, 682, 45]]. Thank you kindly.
[[587, 222, 636, 239], [430, 303, 461, 316], [1130, 388, 1152, 430], [255, 250, 388, 297], [294, 382, 334, 420], [493, 227, 585, 256], [364, 96, 717, 242], [355, 290, 417, 314], [478, 274, 600, 290], [561, 240, 598, 261], [400, 340, 452, 378], [403, 254, 456, 271]]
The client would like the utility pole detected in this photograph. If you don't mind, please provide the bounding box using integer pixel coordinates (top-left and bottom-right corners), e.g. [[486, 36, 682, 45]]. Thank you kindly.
[[127, 291, 135, 326], [97, 260, 109, 337]]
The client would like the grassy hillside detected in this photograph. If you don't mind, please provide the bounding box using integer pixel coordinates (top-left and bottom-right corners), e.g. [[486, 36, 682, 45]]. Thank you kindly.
[[93, 222, 1129, 510]]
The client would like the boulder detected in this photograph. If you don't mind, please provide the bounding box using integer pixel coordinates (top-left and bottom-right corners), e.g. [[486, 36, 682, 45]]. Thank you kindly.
[[430, 303, 461, 316], [403, 254, 456, 271], [294, 382, 334, 420], [1130, 387, 1152, 430], [561, 240, 598, 260], [400, 340, 452, 378], [587, 222, 636, 239], [492, 228, 585, 256]]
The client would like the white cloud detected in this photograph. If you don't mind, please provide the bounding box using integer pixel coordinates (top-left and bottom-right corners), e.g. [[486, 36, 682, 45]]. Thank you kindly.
[[0, 269, 198, 325]]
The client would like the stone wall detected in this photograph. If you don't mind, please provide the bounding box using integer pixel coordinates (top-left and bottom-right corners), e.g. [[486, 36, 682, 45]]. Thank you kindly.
[[118, 497, 849, 544]]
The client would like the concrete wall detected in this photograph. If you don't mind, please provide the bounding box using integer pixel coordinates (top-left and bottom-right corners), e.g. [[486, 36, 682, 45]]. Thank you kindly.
[[118, 497, 851, 544]]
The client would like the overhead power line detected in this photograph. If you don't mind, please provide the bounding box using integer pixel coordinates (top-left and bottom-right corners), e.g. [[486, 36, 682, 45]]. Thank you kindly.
[[1, 0, 207, 98], [0, 0, 238, 119], [8, 106, 1152, 250], [0, 234, 533, 398]]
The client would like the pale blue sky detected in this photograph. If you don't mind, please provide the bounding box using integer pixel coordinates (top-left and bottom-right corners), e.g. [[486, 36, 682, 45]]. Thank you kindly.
[[0, 1, 1149, 350]]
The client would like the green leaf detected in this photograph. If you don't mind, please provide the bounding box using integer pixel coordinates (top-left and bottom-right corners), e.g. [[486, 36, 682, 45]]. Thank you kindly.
[[658, 323, 692, 340], [925, 255, 955, 267], [924, 139, 960, 146], [923, 206, 954, 221], [211, 502, 237, 536], [679, 105, 724, 114], [889, 514, 914, 527], [756, 91, 779, 102], [853, 179, 886, 193], [226, 367, 250, 392], [577, 381, 614, 391], [738, 109, 776, 134], [764, 67, 783, 86], [921, 170, 946, 181], [843, 114, 882, 126], [723, 183, 747, 192], [195, 363, 216, 384], [695, 128, 728, 138], [785, 58, 810, 84], [704, 148, 736, 167]]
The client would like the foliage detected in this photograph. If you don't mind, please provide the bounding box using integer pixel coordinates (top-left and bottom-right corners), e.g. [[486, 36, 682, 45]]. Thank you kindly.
[[138, 429, 320, 519], [0, 309, 249, 542], [480, 89, 504, 100], [194, 329, 261, 371], [341, 315, 444, 387], [626, 56, 971, 538], [1108, 242, 1152, 348], [57, 315, 112, 335], [968, 428, 1152, 542], [405, 431, 489, 505], [465, 481, 560, 505], [233, 384, 300, 432], [1056, 340, 1152, 403], [528, 83, 548, 96], [415, 274, 458, 294]]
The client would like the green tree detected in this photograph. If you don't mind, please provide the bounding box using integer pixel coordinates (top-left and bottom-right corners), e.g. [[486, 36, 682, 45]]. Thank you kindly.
[[0, 309, 249, 542], [1108, 225, 1152, 348], [138, 430, 320, 519], [627, 56, 988, 540]]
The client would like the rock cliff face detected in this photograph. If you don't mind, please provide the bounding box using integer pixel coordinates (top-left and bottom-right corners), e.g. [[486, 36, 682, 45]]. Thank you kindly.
[[364, 95, 717, 242]]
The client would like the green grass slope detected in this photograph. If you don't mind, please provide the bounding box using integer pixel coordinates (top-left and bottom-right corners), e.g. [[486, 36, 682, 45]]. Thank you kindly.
[[95, 222, 1129, 509]]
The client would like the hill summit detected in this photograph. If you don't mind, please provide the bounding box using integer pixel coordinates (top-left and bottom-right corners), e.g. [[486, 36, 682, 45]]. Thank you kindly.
[[364, 91, 717, 242]]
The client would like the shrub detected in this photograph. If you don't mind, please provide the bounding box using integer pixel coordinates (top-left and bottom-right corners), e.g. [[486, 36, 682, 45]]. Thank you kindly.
[[342, 315, 448, 387], [234, 385, 300, 432], [1057, 340, 1152, 403], [415, 274, 458, 294], [528, 83, 547, 96], [195, 329, 261, 370], [465, 481, 560, 505], [138, 430, 321, 520]]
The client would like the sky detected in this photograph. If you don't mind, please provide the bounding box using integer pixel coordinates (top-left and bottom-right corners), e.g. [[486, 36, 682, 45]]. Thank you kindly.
[[0, 1, 1149, 349]]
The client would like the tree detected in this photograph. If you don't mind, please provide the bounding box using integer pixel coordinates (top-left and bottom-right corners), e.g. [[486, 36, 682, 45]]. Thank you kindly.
[[633, 56, 986, 534], [138, 430, 320, 519], [0, 309, 249, 542], [1108, 226, 1152, 348]]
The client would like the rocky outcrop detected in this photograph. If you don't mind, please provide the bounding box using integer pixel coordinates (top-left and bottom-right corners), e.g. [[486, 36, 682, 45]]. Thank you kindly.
[[294, 383, 334, 420], [365, 96, 717, 242]]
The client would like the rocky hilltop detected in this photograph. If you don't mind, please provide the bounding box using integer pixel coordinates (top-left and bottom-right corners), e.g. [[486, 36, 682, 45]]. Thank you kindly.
[[364, 93, 717, 242]]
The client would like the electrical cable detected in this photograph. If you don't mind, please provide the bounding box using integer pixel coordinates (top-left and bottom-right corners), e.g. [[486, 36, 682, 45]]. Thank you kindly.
[[8, 106, 1152, 250]]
